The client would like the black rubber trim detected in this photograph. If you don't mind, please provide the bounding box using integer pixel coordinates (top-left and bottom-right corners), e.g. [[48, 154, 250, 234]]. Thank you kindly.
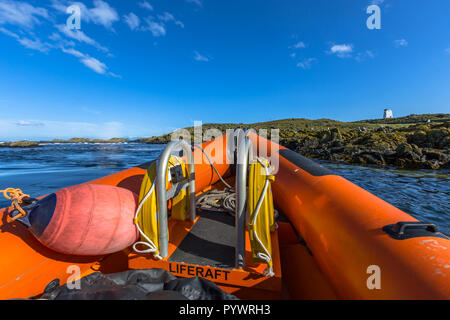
[[383, 221, 449, 240], [29, 193, 57, 237], [136, 160, 155, 170], [279, 149, 333, 176], [276, 209, 290, 223]]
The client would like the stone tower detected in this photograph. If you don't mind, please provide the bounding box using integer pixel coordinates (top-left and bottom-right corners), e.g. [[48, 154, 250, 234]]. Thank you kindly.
[[383, 109, 393, 119]]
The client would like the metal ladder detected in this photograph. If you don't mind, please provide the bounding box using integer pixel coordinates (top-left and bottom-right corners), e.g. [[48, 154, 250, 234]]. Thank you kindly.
[[155, 140, 196, 258], [154, 131, 256, 270], [233, 129, 253, 269]]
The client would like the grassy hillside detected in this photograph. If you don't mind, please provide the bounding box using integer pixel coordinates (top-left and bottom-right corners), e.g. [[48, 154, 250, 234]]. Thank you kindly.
[[353, 113, 450, 125], [136, 113, 449, 144], [2, 114, 448, 170], [136, 113, 449, 170]]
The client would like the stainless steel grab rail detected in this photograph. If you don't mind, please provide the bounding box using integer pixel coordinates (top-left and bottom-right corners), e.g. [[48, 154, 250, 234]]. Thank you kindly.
[[156, 140, 196, 258], [235, 131, 253, 269], [156, 134, 251, 264]]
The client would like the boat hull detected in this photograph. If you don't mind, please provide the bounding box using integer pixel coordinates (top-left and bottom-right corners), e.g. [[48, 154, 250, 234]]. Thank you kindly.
[[0, 133, 449, 299]]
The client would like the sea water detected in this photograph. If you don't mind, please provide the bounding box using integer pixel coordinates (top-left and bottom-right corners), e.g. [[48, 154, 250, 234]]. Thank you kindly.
[[0, 143, 448, 235]]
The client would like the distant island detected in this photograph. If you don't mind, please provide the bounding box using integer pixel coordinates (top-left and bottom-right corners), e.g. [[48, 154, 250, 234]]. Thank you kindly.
[[0, 137, 130, 148], [1, 113, 449, 170], [42, 137, 130, 144]]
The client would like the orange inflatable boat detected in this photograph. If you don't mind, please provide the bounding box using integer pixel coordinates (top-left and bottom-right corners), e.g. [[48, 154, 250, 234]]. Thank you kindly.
[[0, 130, 449, 300]]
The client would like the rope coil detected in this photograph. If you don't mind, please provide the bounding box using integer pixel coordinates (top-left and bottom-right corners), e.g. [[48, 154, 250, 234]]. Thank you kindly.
[[1, 188, 31, 222], [132, 177, 162, 260], [196, 188, 236, 215]]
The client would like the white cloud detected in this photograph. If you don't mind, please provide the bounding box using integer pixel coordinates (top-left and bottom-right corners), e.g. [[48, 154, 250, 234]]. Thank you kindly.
[[291, 41, 305, 49], [51, 0, 119, 30], [157, 12, 184, 28], [61, 46, 85, 58], [175, 21, 184, 28], [328, 44, 374, 62], [0, 119, 125, 140], [108, 72, 122, 79], [61, 46, 118, 77], [296, 58, 317, 69], [89, 0, 119, 28], [139, 1, 154, 11], [55, 24, 108, 52], [0, 26, 17, 38], [394, 39, 408, 47], [0, 4, 116, 77], [186, 0, 202, 7], [370, 0, 384, 5], [157, 12, 174, 22], [0, 0, 49, 28], [17, 37, 50, 53], [355, 50, 375, 62], [0, 27, 51, 52], [123, 12, 140, 30], [331, 44, 353, 54], [49, 0, 67, 12], [49, 32, 75, 47], [124, 11, 184, 36], [16, 120, 45, 127], [143, 18, 166, 37], [194, 51, 210, 62], [89, 0, 119, 29], [365, 50, 375, 58], [81, 56, 107, 74], [329, 44, 353, 58]]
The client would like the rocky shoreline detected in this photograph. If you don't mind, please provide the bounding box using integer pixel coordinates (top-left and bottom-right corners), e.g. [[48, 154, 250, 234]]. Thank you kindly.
[[2, 114, 449, 170], [279, 122, 449, 170], [0, 141, 41, 148], [137, 114, 449, 170], [0, 138, 130, 148]]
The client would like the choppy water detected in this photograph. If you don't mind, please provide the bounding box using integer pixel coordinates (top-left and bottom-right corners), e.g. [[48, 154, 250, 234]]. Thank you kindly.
[[0, 143, 448, 235]]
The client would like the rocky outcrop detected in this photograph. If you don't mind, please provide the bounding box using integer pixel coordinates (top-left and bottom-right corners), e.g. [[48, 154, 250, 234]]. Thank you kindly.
[[0, 141, 41, 148], [280, 123, 449, 170], [0, 137, 130, 148], [140, 120, 449, 170]]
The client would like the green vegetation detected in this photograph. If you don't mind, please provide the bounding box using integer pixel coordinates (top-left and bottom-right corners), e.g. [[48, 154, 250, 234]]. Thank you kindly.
[[92, 138, 130, 143], [39, 137, 130, 144], [0, 137, 129, 147], [136, 113, 449, 143], [1, 114, 448, 170], [0, 140, 40, 148], [136, 113, 449, 170], [353, 113, 450, 125]]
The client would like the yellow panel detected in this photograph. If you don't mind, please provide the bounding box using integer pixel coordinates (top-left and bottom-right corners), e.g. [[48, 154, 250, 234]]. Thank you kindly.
[[135, 156, 189, 256], [171, 188, 189, 221], [136, 161, 161, 255], [248, 158, 275, 270], [168, 156, 189, 221]]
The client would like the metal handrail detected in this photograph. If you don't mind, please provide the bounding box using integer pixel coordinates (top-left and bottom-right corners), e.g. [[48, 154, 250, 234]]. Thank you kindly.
[[226, 128, 247, 164], [156, 140, 196, 258], [235, 131, 253, 269]]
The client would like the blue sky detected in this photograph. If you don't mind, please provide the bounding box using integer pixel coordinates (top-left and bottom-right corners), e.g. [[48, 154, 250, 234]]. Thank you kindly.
[[0, 0, 449, 140]]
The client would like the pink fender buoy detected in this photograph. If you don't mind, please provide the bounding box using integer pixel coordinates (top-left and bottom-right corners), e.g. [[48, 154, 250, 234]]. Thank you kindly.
[[11, 184, 140, 256]]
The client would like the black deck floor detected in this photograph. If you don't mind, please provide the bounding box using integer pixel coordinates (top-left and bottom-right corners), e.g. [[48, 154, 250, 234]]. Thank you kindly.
[[168, 210, 235, 269]]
